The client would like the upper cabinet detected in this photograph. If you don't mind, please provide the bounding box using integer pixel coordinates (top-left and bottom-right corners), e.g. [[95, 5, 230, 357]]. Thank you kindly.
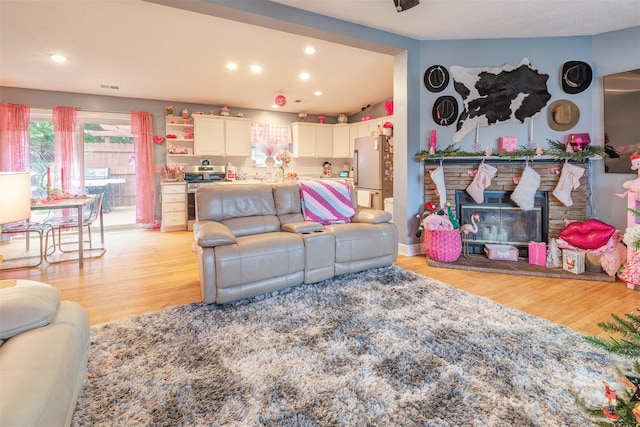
[[291, 122, 333, 158], [292, 116, 393, 159], [332, 125, 351, 158], [193, 115, 251, 157]]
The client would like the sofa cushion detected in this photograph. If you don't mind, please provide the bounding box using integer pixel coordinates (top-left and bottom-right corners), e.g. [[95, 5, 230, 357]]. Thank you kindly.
[[299, 180, 356, 225], [273, 182, 305, 225], [0, 286, 61, 340], [214, 232, 305, 289], [196, 184, 277, 222]]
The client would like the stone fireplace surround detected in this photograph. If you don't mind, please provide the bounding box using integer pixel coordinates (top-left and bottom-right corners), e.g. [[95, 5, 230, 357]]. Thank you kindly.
[[423, 158, 592, 248]]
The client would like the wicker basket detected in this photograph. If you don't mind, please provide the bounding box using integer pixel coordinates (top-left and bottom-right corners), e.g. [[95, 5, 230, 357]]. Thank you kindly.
[[424, 229, 462, 262]]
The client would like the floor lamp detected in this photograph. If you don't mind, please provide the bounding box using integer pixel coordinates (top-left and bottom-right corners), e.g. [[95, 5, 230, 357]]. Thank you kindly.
[[0, 172, 32, 266]]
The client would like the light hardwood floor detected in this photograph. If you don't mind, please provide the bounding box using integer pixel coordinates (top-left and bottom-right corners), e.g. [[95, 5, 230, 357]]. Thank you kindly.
[[1, 228, 639, 337]]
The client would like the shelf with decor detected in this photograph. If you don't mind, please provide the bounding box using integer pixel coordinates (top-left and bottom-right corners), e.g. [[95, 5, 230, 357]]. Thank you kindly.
[[166, 117, 194, 157]]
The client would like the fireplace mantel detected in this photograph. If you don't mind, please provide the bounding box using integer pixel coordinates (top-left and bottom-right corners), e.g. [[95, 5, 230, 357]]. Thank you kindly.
[[422, 159, 591, 242], [420, 156, 595, 165]]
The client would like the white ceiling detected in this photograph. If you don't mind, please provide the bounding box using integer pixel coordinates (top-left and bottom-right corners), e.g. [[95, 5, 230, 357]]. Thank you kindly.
[[1, 0, 638, 116]]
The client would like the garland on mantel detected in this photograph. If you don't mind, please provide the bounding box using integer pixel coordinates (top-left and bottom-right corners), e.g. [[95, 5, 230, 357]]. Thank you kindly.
[[415, 140, 607, 162]]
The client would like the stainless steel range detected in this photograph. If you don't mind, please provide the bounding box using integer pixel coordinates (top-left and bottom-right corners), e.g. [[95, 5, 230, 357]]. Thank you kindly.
[[184, 165, 226, 229]]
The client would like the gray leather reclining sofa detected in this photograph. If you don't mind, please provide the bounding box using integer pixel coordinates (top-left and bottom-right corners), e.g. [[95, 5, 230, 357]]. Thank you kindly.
[[193, 181, 398, 304]]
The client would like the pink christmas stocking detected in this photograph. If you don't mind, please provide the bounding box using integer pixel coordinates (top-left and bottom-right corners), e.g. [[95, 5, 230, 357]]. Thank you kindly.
[[466, 162, 497, 204], [510, 166, 540, 211], [552, 162, 585, 207]]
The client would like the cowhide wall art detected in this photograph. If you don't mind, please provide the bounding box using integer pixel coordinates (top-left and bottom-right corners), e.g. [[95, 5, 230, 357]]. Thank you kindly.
[[450, 57, 551, 143]]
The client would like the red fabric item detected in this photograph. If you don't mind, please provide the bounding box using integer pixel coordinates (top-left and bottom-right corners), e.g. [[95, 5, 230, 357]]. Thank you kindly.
[[558, 219, 616, 250]]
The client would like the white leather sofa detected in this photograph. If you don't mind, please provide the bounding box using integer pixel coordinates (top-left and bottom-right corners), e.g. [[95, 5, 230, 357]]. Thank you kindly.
[[193, 181, 398, 304], [0, 280, 90, 427]]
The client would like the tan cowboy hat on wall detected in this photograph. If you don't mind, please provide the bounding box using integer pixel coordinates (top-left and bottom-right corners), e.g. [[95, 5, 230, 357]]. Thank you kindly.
[[547, 99, 580, 131]]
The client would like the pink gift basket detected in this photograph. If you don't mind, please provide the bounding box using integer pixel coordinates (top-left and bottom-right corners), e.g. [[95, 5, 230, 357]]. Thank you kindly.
[[424, 229, 462, 262]]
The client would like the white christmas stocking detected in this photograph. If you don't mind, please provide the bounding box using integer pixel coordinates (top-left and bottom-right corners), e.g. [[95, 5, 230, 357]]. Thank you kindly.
[[552, 162, 585, 207], [430, 166, 447, 209], [466, 162, 497, 204], [510, 166, 540, 211]]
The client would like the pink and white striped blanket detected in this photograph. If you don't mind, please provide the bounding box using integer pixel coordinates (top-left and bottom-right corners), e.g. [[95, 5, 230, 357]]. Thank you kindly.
[[299, 180, 356, 225]]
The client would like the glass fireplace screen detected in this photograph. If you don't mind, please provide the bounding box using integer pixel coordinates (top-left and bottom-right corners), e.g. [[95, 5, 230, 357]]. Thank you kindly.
[[456, 190, 548, 256]]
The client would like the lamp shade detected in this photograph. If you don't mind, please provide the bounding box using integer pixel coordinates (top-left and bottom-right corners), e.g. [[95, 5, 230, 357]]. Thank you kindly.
[[0, 172, 31, 224]]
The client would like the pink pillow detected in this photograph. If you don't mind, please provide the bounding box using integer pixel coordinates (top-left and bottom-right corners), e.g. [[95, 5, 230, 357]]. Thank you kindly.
[[558, 219, 616, 250]]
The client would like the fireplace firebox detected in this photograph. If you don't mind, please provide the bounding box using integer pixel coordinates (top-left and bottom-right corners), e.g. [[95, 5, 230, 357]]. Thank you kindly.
[[455, 190, 549, 257]]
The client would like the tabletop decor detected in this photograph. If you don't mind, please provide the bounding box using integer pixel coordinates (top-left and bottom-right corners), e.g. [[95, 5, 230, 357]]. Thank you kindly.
[[276, 149, 293, 179]]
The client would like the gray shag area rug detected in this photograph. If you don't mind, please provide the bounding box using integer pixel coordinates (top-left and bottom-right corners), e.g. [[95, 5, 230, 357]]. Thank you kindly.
[[72, 266, 618, 426]]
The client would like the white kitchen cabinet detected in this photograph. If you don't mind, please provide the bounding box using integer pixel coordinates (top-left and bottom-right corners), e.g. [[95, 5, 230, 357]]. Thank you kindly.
[[161, 182, 187, 232], [291, 122, 333, 158], [194, 115, 225, 156], [353, 116, 393, 139], [165, 118, 194, 159], [193, 115, 251, 157], [223, 117, 252, 156], [332, 124, 351, 158]]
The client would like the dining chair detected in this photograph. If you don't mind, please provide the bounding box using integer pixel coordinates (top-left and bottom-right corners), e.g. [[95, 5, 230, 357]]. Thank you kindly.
[[45, 192, 105, 257], [0, 220, 54, 269]]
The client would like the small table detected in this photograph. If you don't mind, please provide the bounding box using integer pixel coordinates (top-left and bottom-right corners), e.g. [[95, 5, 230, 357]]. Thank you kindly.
[[31, 196, 102, 269]]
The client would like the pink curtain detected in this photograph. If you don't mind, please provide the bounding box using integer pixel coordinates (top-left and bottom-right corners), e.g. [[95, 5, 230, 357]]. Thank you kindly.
[[131, 111, 156, 225], [251, 123, 292, 156], [53, 106, 79, 194], [0, 103, 31, 171]]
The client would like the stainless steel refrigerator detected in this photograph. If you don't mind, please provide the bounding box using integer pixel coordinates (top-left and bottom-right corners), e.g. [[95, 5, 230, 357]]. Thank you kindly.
[[353, 135, 393, 210]]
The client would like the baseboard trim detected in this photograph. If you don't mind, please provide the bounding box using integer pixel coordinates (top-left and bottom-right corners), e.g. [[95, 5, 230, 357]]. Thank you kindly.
[[399, 243, 423, 257]]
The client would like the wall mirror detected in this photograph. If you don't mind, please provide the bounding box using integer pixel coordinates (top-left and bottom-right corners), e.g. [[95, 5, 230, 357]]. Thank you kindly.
[[603, 68, 640, 173]]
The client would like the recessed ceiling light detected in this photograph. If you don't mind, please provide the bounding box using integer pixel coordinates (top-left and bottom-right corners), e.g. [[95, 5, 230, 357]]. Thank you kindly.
[[50, 54, 68, 63], [250, 64, 262, 73], [299, 72, 310, 80], [304, 46, 316, 55], [226, 62, 238, 70], [314, 91, 322, 96]]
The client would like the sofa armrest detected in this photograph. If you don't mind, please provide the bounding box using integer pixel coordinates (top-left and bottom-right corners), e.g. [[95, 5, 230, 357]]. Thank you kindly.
[[193, 221, 237, 247], [352, 209, 392, 224], [281, 221, 324, 234]]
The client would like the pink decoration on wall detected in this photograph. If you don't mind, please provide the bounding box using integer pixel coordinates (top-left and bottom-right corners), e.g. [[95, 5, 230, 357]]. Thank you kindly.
[[385, 100, 394, 115]]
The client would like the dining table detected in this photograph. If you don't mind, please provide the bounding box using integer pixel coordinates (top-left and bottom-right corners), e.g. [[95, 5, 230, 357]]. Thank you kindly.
[[30, 195, 104, 269]]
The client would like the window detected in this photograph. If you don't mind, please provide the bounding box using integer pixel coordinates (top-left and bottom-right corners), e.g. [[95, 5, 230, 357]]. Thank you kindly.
[[250, 123, 292, 166], [28, 109, 136, 227]]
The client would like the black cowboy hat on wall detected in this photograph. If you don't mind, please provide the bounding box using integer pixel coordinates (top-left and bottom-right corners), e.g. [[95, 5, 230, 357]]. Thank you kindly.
[[432, 96, 458, 126], [424, 65, 449, 93], [562, 61, 592, 94]]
